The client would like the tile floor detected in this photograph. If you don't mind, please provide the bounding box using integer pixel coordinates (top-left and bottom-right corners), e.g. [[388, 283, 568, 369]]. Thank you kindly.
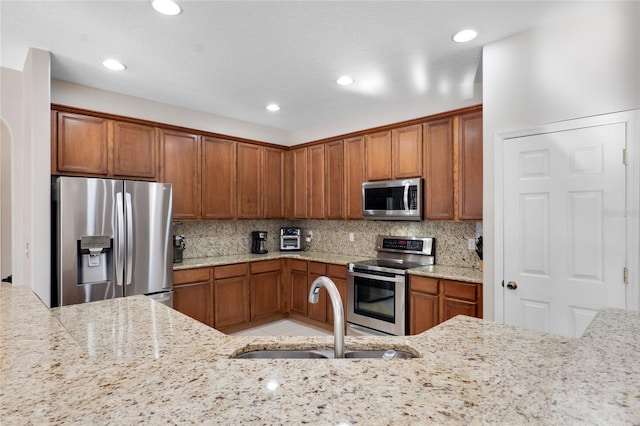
[[230, 319, 333, 336]]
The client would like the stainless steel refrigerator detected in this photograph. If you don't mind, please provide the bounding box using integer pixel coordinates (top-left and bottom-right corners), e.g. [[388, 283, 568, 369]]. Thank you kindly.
[[52, 176, 173, 308]]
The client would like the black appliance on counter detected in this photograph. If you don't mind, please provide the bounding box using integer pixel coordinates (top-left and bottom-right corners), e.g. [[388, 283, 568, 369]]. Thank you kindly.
[[280, 227, 301, 251], [173, 235, 185, 263], [347, 235, 435, 336], [251, 231, 268, 254]]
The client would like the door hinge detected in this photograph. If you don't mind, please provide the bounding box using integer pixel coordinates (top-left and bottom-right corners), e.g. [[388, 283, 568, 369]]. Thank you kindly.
[[623, 148, 628, 166], [624, 267, 629, 285]]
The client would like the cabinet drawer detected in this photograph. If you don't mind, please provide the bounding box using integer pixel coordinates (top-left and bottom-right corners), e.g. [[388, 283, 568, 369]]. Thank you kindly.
[[309, 261, 326, 275], [289, 259, 307, 272], [174, 268, 210, 285], [250, 259, 281, 274], [326, 264, 347, 279], [410, 276, 439, 295], [442, 280, 477, 302], [214, 263, 249, 279]]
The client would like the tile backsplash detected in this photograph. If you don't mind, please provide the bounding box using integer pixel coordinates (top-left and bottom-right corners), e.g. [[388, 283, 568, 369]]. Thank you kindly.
[[174, 219, 482, 269]]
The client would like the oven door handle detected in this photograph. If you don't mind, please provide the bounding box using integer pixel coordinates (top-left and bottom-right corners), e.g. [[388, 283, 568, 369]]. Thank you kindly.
[[349, 271, 406, 283]]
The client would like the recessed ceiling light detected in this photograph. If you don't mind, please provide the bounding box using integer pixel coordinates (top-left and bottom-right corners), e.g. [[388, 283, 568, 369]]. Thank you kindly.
[[151, 0, 182, 16], [336, 75, 354, 86], [452, 29, 478, 43], [102, 59, 126, 71], [266, 104, 280, 112]]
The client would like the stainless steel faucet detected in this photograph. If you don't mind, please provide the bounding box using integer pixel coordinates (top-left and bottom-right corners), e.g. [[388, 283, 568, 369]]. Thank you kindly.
[[309, 276, 345, 358]]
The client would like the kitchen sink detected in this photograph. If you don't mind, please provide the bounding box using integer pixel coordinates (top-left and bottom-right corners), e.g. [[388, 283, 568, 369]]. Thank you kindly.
[[232, 349, 418, 360]]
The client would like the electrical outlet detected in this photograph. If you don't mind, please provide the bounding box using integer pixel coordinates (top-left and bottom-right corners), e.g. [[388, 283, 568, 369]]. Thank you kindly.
[[349, 232, 354, 242], [468, 238, 476, 250]]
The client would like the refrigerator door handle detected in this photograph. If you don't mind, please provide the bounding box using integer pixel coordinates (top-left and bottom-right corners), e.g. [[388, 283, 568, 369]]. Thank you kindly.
[[125, 192, 134, 286], [116, 192, 125, 287]]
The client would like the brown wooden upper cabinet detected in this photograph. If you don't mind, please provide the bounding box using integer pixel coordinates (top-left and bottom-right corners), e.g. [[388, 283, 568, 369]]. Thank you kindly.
[[263, 147, 285, 218], [54, 111, 158, 180], [365, 130, 392, 181], [111, 121, 157, 179], [457, 111, 483, 220], [55, 112, 109, 176], [424, 118, 454, 220], [343, 136, 365, 219], [392, 124, 423, 179], [237, 142, 263, 219], [307, 144, 326, 219], [291, 147, 308, 219], [423, 109, 483, 221], [159, 128, 200, 220], [365, 125, 422, 181], [201, 137, 236, 219], [325, 140, 344, 219]]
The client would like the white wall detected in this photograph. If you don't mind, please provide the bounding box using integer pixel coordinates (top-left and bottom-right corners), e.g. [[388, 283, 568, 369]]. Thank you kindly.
[[0, 119, 12, 281], [0, 49, 51, 306], [483, 2, 640, 321], [51, 80, 292, 146], [1, 67, 24, 286]]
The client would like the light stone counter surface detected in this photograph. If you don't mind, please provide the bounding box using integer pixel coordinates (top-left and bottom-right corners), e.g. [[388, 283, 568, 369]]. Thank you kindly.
[[174, 252, 482, 283], [2, 285, 638, 425]]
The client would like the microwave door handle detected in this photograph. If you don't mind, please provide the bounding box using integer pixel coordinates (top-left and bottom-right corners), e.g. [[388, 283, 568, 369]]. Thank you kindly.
[[403, 183, 409, 210]]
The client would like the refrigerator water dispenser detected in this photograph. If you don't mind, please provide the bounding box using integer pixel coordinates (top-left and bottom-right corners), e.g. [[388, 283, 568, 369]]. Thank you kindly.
[[77, 235, 113, 284]]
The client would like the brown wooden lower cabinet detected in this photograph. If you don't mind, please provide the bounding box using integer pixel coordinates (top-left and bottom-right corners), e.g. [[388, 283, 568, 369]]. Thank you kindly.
[[289, 259, 309, 316], [326, 263, 347, 326], [173, 268, 213, 327], [307, 262, 328, 323], [213, 263, 250, 329], [250, 260, 282, 320], [409, 275, 482, 335]]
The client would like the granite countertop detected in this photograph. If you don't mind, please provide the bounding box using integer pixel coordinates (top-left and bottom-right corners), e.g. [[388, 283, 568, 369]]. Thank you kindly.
[[2, 286, 638, 424], [174, 252, 483, 283]]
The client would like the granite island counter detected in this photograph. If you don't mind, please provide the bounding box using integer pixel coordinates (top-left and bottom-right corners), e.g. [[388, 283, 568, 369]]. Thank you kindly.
[[1, 285, 638, 425]]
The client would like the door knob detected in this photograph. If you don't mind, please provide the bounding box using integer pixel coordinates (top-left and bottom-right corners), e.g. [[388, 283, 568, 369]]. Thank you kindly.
[[506, 281, 518, 290]]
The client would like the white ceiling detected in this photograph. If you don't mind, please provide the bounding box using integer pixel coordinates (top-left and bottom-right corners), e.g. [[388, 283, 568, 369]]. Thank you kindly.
[[1, 1, 604, 140]]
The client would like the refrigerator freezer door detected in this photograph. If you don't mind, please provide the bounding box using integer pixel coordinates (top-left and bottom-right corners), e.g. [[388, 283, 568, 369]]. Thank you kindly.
[[124, 181, 173, 297], [55, 177, 124, 306]]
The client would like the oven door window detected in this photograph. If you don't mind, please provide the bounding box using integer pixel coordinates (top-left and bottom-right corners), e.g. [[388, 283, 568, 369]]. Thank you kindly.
[[354, 276, 395, 323]]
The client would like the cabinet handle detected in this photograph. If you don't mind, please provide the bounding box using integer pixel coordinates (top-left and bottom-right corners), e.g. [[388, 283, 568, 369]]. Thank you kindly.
[[506, 281, 518, 290]]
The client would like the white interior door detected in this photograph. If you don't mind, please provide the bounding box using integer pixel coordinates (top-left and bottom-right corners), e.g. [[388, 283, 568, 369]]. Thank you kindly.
[[503, 122, 627, 337]]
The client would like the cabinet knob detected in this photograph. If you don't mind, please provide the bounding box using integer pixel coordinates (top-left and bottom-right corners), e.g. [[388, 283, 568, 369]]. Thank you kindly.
[[506, 281, 518, 290]]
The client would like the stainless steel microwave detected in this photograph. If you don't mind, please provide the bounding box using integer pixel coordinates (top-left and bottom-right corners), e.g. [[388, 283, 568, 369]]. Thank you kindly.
[[362, 178, 423, 221]]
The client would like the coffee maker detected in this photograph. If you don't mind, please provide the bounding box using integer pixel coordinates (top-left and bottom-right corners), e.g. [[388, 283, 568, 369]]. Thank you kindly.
[[251, 231, 268, 254]]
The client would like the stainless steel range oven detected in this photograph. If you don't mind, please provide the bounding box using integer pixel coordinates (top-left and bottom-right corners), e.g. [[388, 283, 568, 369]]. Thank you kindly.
[[347, 236, 435, 336]]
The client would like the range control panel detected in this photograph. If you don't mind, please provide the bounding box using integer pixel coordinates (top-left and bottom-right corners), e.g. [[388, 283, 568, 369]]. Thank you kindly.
[[376, 236, 434, 256]]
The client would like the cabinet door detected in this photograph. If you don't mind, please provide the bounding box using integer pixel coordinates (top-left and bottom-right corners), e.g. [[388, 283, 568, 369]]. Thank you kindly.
[[237, 143, 263, 219], [442, 280, 480, 321], [174, 281, 212, 327], [307, 262, 327, 323], [424, 118, 454, 220], [457, 111, 483, 220], [160, 129, 200, 220], [365, 130, 392, 181], [291, 147, 308, 219], [308, 144, 326, 219], [111, 121, 157, 179], [325, 141, 344, 219], [251, 269, 281, 320], [173, 268, 212, 327], [263, 147, 285, 218], [326, 264, 347, 326], [344, 136, 365, 219], [214, 275, 250, 328], [409, 276, 439, 335], [392, 124, 423, 178], [202, 137, 236, 219], [290, 269, 308, 316], [57, 112, 108, 175]]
